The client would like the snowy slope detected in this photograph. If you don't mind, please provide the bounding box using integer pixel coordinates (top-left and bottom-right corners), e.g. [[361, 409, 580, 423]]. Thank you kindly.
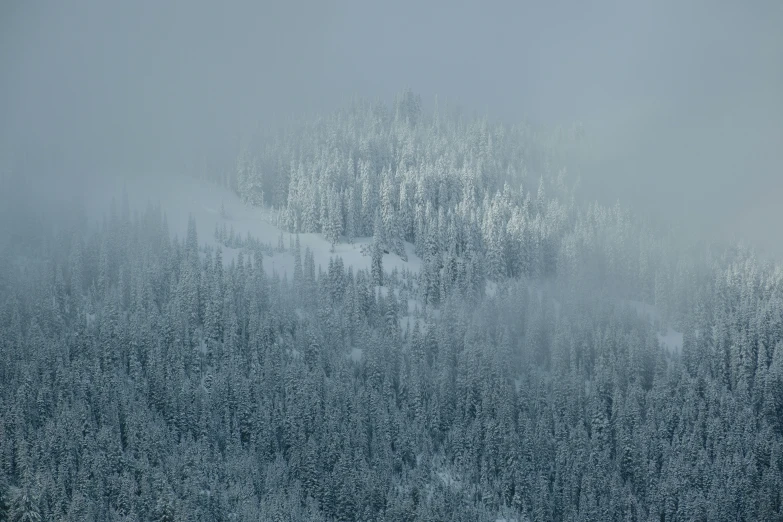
[[624, 299, 684, 354], [88, 172, 422, 277]]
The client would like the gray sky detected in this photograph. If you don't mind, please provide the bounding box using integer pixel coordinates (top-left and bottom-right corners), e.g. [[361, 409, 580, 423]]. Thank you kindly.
[[2, 0, 782, 254]]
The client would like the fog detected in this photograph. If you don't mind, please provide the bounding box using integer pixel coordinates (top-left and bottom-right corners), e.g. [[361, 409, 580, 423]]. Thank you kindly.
[[5, 3, 783, 518], [2, 0, 782, 254]]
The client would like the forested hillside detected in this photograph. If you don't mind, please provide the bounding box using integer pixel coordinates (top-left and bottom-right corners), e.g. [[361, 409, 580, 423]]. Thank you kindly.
[[230, 91, 703, 326], [1, 94, 782, 521]]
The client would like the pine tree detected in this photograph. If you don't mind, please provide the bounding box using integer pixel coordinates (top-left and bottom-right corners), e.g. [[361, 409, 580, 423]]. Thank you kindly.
[[371, 213, 384, 287], [7, 477, 41, 522], [346, 187, 357, 244], [325, 187, 342, 251]]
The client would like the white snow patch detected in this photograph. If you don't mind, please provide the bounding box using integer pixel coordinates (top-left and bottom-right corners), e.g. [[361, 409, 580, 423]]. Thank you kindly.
[[349, 347, 363, 362], [399, 314, 423, 334], [623, 300, 683, 354], [263, 251, 296, 277], [658, 328, 683, 354], [485, 280, 498, 297], [87, 173, 423, 276], [436, 471, 459, 488]]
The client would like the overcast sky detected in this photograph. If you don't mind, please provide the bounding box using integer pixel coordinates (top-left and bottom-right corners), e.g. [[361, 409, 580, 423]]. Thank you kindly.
[[2, 0, 782, 254]]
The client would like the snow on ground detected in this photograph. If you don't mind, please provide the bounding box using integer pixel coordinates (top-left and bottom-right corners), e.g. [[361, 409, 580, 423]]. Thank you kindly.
[[657, 327, 684, 354], [399, 298, 423, 335], [485, 280, 498, 297], [349, 347, 363, 362], [88, 173, 422, 277], [623, 300, 683, 354], [87, 174, 685, 357], [436, 471, 460, 488], [86, 171, 426, 365]]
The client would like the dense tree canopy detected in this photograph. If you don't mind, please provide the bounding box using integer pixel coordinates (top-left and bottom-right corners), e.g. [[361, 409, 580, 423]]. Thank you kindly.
[[1, 94, 782, 520]]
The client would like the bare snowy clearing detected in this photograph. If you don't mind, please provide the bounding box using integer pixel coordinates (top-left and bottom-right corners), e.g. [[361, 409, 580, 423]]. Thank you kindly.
[[624, 299, 683, 354], [88, 173, 422, 277]]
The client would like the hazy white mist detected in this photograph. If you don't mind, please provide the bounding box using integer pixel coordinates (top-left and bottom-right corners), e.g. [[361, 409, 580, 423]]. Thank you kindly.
[[2, 0, 782, 254]]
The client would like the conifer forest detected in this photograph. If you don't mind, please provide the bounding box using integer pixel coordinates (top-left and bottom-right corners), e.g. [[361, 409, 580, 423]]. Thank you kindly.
[[2, 2, 783, 521]]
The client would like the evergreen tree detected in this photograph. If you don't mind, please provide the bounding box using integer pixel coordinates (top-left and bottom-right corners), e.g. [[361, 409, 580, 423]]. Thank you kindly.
[[371, 213, 384, 287]]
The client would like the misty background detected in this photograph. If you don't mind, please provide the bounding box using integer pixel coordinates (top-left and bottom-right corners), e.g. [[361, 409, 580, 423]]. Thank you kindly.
[[2, 0, 782, 256]]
